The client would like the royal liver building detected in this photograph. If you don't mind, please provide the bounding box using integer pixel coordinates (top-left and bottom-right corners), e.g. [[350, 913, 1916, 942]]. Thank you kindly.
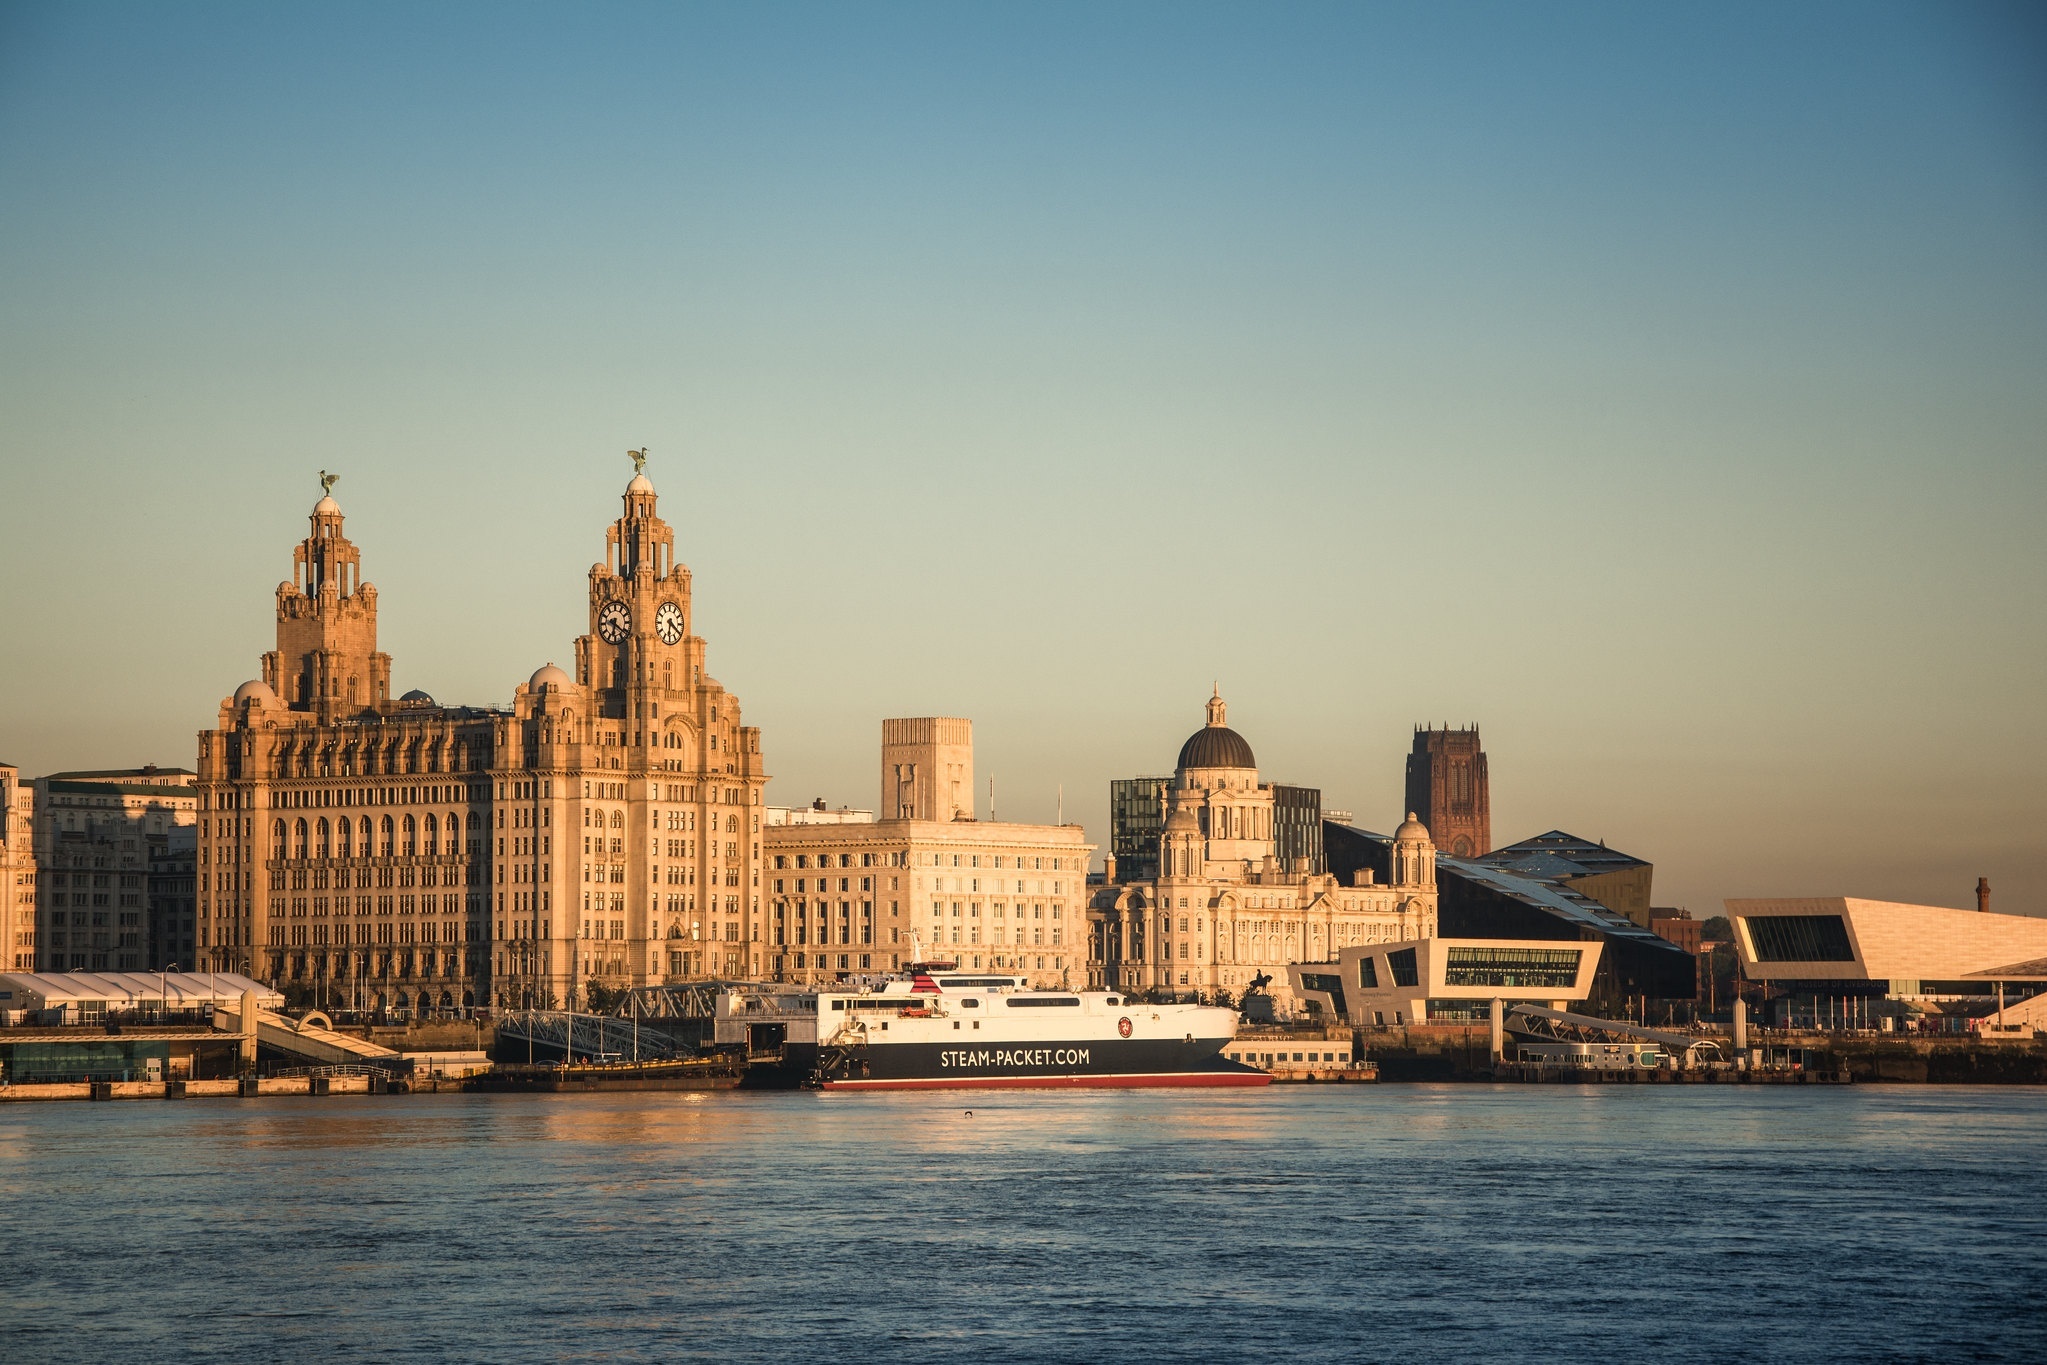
[[193, 454, 768, 1011]]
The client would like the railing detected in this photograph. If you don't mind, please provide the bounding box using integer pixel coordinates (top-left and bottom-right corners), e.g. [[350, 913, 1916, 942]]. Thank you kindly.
[[267, 1062, 399, 1079], [495, 1010, 690, 1062]]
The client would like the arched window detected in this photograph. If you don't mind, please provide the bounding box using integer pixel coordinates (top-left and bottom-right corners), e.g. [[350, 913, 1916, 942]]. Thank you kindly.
[[379, 815, 395, 858], [423, 813, 438, 856], [610, 811, 624, 829], [293, 818, 309, 860], [402, 815, 417, 856], [316, 818, 331, 859], [359, 816, 373, 853], [338, 818, 353, 858], [272, 818, 288, 858]]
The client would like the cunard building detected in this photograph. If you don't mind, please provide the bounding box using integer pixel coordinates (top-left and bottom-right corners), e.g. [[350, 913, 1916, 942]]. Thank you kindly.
[[194, 455, 767, 1012]]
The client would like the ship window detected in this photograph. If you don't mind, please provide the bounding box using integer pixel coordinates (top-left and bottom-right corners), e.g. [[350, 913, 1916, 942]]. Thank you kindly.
[[962, 998, 979, 1008], [1006, 997, 1080, 1007], [1105, 997, 1120, 1006]]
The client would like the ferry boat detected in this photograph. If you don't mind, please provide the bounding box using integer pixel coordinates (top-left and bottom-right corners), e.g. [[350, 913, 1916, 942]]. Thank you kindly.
[[784, 955, 1267, 1090]]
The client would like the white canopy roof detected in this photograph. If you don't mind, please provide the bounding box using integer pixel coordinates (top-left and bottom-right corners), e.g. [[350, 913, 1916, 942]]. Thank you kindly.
[[0, 971, 281, 1011]]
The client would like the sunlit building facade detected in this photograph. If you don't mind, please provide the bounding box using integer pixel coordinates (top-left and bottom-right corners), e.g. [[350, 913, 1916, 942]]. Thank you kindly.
[[1090, 690, 1439, 1015], [191, 457, 768, 1012]]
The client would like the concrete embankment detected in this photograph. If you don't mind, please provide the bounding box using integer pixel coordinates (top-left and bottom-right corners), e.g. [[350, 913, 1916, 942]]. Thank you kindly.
[[1811, 1037, 2047, 1084], [1359, 1025, 2047, 1084], [0, 1075, 380, 1102]]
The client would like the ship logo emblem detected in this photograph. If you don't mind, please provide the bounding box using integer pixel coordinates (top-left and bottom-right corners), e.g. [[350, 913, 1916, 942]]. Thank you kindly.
[[1117, 1017, 1133, 1038]]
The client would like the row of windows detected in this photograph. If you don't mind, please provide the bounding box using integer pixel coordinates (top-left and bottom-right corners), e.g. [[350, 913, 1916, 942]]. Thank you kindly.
[[932, 927, 1061, 946], [268, 813, 476, 859], [258, 783, 479, 811], [264, 893, 477, 918], [268, 739, 480, 779], [933, 878, 1066, 895], [775, 876, 877, 894], [1224, 1050, 1352, 1066], [930, 902, 1064, 920], [274, 921, 480, 946]]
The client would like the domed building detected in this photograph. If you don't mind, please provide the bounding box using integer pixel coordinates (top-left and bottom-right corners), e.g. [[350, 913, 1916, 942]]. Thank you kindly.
[[1090, 690, 1438, 1015]]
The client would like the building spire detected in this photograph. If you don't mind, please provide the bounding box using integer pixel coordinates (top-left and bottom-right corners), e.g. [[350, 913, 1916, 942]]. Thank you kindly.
[[1206, 684, 1226, 728]]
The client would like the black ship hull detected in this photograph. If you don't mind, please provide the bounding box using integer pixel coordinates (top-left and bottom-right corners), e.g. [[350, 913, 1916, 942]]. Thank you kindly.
[[792, 1036, 1270, 1090]]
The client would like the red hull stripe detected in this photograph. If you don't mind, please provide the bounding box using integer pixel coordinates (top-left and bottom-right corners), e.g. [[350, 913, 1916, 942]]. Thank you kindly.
[[822, 1071, 1272, 1091]]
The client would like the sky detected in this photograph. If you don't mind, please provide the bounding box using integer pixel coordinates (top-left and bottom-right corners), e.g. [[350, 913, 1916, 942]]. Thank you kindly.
[[2, 2, 2043, 916]]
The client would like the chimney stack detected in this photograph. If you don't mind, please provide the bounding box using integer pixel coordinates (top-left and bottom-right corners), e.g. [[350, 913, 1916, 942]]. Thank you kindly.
[[1977, 877, 1991, 913]]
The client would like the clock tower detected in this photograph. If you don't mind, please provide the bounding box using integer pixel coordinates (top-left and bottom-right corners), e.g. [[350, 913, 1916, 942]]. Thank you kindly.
[[499, 449, 769, 1008], [575, 450, 702, 710]]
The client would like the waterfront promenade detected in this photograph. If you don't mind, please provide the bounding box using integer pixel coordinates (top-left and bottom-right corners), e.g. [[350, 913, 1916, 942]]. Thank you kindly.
[[3, 1086, 2042, 1362]]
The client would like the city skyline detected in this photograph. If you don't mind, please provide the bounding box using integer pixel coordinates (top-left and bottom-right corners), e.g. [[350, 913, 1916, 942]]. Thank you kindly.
[[3, 4, 2043, 919]]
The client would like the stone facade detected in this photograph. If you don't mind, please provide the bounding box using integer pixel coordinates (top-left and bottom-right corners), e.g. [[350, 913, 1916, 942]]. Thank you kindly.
[[31, 768, 197, 973], [764, 719, 1092, 988], [192, 456, 768, 1013], [1405, 724, 1489, 858], [1090, 692, 1439, 1015], [1, 764, 34, 971]]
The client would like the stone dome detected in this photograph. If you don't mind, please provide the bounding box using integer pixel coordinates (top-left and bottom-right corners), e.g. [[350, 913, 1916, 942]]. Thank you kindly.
[[1395, 811, 1432, 843], [627, 472, 654, 494], [233, 679, 281, 708], [399, 688, 434, 705], [313, 494, 340, 516], [528, 662, 574, 692]]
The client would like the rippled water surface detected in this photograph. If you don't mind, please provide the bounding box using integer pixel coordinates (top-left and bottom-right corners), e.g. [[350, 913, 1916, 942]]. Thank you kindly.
[[2, 1085, 2044, 1362]]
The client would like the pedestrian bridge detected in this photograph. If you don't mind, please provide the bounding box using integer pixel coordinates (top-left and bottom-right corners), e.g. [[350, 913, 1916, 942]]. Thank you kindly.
[[213, 1005, 403, 1067]]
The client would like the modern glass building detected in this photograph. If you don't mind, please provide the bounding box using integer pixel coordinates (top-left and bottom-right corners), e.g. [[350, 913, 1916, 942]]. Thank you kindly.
[[1323, 820, 1695, 1003], [1108, 777, 1169, 883], [1286, 937, 1604, 1027], [1272, 784, 1324, 875], [1729, 897, 2047, 1028]]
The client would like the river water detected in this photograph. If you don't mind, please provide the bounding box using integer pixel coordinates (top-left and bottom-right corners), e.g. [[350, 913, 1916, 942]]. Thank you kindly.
[[2, 1085, 2042, 1362]]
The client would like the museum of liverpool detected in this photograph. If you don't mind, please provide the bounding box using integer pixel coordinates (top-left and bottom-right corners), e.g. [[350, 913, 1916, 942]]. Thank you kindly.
[[1728, 897, 2047, 1031]]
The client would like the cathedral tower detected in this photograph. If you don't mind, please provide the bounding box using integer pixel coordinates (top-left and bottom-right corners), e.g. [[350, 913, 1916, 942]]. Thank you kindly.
[[1405, 725, 1489, 858]]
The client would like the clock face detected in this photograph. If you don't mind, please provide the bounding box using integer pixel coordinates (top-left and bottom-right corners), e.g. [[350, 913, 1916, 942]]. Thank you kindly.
[[655, 600, 685, 646], [597, 600, 631, 645]]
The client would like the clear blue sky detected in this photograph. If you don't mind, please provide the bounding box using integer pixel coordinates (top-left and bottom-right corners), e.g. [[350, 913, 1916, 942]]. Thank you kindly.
[[2, 2, 2042, 915]]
